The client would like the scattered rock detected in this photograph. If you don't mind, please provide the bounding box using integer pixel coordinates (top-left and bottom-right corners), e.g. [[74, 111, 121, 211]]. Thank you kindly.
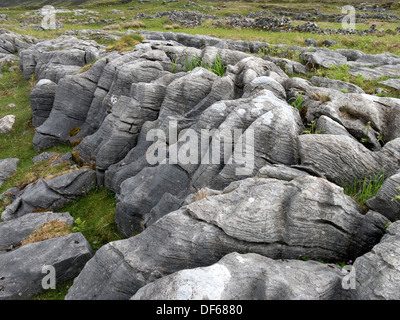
[[1, 169, 96, 221], [305, 38, 317, 47], [379, 78, 400, 90], [0, 115, 16, 133], [0, 158, 19, 187]]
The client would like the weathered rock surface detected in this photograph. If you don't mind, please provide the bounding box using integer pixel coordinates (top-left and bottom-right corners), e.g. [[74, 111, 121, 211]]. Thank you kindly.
[[379, 78, 400, 90], [66, 175, 388, 300], [301, 49, 348, 68], [350, 221, 400, 299], [310, 76, 365, 94], [30, 79, 57, 127], [132, 252, 348, 300], [187, 176, 388, 261], [19, 35, 103, 81], [0, 211, 74, 251], [4, 29, 400, 301], [366, 171, 400, 222], [296, 135, 400, 185], [0, 232, 93, 300], [65, 210, 284, 300], [0, 115, 16, 133], [1, 169, 96, 221], [0, 158, 19, 187]]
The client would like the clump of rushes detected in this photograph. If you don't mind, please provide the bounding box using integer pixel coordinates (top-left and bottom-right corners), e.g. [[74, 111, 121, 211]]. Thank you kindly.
[[342, 170, 386, 211], [202, 54, 226, 77], [289, 92, 304, 111], [104, 21, 146, 30], [106, 34, 145, 53], [179, 54, 226, 76]]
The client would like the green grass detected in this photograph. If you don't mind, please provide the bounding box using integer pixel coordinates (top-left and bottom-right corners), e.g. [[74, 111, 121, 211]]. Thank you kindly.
[[31, 279, 74, 300], [201, 54, 227, 77], [55, 186, 123, 252], [2, 0, 400, 57], [289, 92, 304, 111], [342, 170, 386, 211], [0, 63, 73, 203]]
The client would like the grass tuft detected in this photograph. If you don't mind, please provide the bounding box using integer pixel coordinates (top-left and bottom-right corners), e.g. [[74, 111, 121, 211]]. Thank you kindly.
[[21, 219, 73, 246], [342, 170, 386, 211], [106, 34, 145, 53]]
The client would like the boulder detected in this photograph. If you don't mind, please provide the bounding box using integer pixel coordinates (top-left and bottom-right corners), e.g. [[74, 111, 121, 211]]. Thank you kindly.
[[310, 76, 365, 94], [19, 36, 103, 81], [0, 233, 93, 300], [30, 79, 57, 127], [350, 221, 400, 299], [187, 176, 388, 262], [0, 158, 19, 187], [0, 115, 16, 133], [132, 252, 347, 300], [1, 169, 96, 221], [366, 171, 400, 222], [379, 78, 400, 90], [300, 49, 347, 68], [296, 135, 400, 185], [0, 211, 74, 251], [349, 65, 400, 80]]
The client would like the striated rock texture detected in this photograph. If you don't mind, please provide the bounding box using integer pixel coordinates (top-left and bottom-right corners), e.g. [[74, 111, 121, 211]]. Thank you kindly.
[[350, 221, 400, 300], [3, 29, 399, 301], [66, 176, 389, 300], [132, 252, 348, 300], [0, 158, 19, 187], [0, 211, 74, 251], [1, 169, 96, 221], [0, 233, 93, 300], [366, 171, 400, 222]]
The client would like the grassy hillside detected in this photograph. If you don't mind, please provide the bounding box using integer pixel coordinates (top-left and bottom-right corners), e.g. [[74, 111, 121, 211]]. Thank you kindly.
[[0, 0, 96, 8]]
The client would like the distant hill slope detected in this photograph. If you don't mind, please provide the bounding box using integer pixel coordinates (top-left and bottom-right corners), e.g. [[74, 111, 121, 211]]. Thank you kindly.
[[0, 0, 97, 8]]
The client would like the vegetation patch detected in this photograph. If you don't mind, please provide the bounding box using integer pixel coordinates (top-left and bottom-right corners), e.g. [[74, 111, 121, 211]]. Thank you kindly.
[[56, 186, 123, 251], [106, 34, 145, 53], [21, 219, 73, 246], [342, 170, 386, 211]]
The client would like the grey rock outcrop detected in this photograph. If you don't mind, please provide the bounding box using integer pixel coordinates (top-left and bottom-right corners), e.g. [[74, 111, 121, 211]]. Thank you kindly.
[[30, 79, 57, 127], [296, 135, 400, 185], [19, 35, 103, 81], [310, 76, 365, 94], [66, 175, 388, 300], [350, 221, 400, 299], [1, 169, 96, 221], [0, 158, 19, 187], [0, 211, 74, 251], [132, 252, 348, 300], [0, 232, 93, 300], [366, 171, 400, 222]]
